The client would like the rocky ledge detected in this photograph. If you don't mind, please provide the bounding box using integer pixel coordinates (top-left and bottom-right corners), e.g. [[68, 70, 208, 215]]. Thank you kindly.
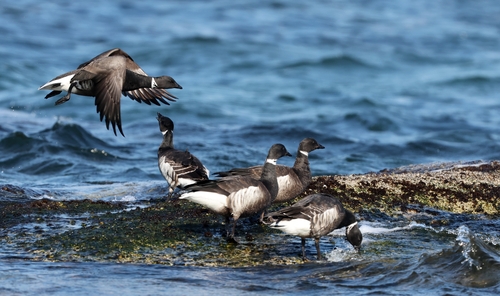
[[0, 160, 498, 265], [306, 160, 500, 215]]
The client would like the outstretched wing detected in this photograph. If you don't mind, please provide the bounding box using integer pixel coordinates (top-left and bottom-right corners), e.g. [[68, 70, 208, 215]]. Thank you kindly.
[[81, 68, 125, 137]]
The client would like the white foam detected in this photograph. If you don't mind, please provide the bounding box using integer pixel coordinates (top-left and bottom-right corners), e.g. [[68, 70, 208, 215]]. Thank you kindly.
[[328, 221, 430, 237], [114, 195, 137, 202], [325, 246, 362, 262], [22, 181, 166, 202], [455, 225, 481, 269], [32, 194, 56, 200], [361, 224, 404, 234]]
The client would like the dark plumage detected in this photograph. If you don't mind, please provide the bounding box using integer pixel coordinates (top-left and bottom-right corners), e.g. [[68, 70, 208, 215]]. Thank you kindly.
[[180, 144, 292, 242], [157, 113, 209, 196], [214, 138, 325, 203], [266, 193, 362, 260], [39, 48, 182, 136]]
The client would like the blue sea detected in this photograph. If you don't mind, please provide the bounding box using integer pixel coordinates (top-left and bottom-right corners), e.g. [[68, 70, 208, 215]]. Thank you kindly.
[[1, 0, 500, 294]]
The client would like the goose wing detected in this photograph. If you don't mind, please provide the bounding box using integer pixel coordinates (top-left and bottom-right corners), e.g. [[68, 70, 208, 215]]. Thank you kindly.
[[110, 50, 179, 105], [72, 62, 125, 136], [123, 88, 178, 106], [183, 179, 230, 196], [214, 165, 262, 178], [160, 149, 210, 182], [267, 204, 319, 222], [76, 48, 132, 69], [94, 70, 124, 136], [215, 164, 292, 179], [268, 193, 342, 221], [292, 193, 342, 211], [80, 48, 179, 105]]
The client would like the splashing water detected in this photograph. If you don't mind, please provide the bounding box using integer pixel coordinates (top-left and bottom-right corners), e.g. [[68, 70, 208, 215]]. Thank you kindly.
[[455, 225, 481, 270]]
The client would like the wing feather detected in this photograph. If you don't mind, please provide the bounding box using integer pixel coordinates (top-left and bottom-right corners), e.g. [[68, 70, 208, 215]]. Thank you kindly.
[[92, 69, 125, 136]]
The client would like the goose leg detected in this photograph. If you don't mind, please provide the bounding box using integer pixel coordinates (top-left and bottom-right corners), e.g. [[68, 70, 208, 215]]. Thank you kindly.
[[166, 187, 176, 200], [226, 217, 238, 244], [314, 237, 322, 260], [258, 210, 265, 224], [55, 82, 76, 105], [224, 216, 231, 237], [301, 238, 308, 260]]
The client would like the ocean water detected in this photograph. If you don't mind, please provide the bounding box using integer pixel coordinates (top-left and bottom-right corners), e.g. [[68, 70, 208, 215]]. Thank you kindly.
[[1, 0, 500, 294]]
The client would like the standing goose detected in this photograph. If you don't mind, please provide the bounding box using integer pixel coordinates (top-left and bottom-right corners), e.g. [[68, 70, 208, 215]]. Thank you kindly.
[[157, 113, 209, 197], [38, 48, 182, 136], [266, 193, 362, 260], [214, 138, 325, 204], [180, 144, 291, 242]]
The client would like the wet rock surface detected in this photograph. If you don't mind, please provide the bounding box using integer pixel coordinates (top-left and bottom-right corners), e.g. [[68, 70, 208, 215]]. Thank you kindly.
[[306, 160, 500, 215], [1, 161, 498, 266]]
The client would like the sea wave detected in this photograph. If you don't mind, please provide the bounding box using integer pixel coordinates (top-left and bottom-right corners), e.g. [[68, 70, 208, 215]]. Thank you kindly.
[[418, 225, 500, 288], [280, 54, 376, 70], [436, 75, 500, 86], [0, 123, 120, 177]]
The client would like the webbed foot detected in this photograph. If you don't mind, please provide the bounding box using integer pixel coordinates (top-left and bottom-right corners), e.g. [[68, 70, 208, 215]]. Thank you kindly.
[[55, 94, 71, 105]]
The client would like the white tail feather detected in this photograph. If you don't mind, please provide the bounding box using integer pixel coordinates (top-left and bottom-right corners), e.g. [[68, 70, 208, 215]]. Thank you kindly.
[[179, 191, 227, 213], [270, 218, 311, 237], [38, 74, 75, 91]]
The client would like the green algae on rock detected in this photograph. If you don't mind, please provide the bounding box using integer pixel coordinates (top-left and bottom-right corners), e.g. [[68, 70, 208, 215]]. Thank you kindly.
[[1, 161, 499, 266], [9, 198, 278, 266]]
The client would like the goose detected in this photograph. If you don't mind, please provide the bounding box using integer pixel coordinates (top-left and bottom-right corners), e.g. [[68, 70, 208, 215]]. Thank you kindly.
[[214, 138, 325, 204], [157, 113, 209, 197], [180, 143, 291, 242], [38, 48, 182, 136], [266, 193, 362, 260]]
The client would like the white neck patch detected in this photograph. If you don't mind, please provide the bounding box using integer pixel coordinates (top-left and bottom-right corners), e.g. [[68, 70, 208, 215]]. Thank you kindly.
[[151, 78, 158, 88], [347, 222, 358, 232], [299, 150, 308, 156], [266, 158, 277, 165], [161, 130, 171, 136]]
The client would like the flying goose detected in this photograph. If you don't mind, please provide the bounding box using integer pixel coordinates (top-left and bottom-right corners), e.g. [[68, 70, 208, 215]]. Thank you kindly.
[[180, 143, 291, 242], [266, 193, 362, 260], [157, 113, 209, 197], [214, 138, 325, 204], [39, 48, 182, 136]]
